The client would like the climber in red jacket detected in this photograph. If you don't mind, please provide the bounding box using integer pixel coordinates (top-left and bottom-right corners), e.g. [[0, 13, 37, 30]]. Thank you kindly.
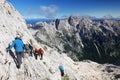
[[38, 48, 44, 60], [33, 48, 44, 60]]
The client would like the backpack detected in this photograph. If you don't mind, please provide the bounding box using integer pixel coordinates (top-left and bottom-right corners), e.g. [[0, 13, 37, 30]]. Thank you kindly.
[[59, 66, 64, 71], [24, 44, 30, 50], [29, 44, 33, 50], [34, 48, 38, 53], [38, 48, 44, 54]]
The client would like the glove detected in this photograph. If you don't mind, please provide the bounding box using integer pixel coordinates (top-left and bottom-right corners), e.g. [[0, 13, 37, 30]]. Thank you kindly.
[[6, 48, 9, 52]]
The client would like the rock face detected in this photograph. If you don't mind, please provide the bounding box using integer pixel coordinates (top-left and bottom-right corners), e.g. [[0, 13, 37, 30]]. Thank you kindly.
[[32, 16, 120, 63], [0, 1, 120, 80], [0, 0, 5, 3], [0, 0, 34, 54]]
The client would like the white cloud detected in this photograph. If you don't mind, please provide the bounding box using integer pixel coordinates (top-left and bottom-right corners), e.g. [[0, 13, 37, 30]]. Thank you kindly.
[[40, 6, 47, 12], [72, 13, 81, 17], [25, 5, 59, 19], [40, 5, 59, 18], [103, 14, 113, 19], [71, 13, 96, 19]]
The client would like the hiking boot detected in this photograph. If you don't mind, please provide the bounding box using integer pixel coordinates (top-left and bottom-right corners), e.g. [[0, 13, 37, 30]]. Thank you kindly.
[[40, 58, 43, 60], [16, 65, 20, 69]]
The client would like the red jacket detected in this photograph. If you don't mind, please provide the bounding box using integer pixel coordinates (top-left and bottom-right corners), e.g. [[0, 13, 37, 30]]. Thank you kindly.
[[38, 48, 44, 54], [34, 48, 38, 53]]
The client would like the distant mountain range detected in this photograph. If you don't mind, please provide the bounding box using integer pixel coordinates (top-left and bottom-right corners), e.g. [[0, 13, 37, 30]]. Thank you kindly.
[[26, 18, 53, 24], [26, 17, 120, 25]]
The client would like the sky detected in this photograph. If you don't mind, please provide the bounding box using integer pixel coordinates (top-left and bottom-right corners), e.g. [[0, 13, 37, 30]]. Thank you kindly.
[[7, 0, 120, 19]]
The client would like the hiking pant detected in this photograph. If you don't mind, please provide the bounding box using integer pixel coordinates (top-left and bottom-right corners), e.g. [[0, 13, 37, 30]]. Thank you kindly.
[[40, 54, 43, 60], [60, 70, 64, 76], [8, 50, 18, 66], [30, 50, 33, 56], [34, 53, 43, 60], [16, 52, 24, 68], [25, 50, 33, 57], [34, 53, 39, 60]]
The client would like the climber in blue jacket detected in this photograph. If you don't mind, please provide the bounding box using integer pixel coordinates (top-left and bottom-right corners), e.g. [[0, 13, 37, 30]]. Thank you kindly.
[[7, 35, 24, 69], [59, 65, 65, 77]]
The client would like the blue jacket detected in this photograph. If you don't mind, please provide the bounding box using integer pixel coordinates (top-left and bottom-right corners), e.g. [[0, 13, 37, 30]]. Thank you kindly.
[[8, 37, 24, 52], [59, 66, 64, 71]]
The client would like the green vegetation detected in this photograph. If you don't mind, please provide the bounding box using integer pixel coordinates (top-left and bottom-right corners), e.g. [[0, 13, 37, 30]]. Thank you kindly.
[[64, 44, 72, 53], [42, 78, 50, 80], [56, 31, 62, 38], [43, 61, 47, 66], [43, 46, 47, 51], [29, 39, 33, 45], [49, 67, 53, 74], [81, 31, 120, 64], [62, 75, 70, 80], [8, 10, 11, 15], [115, 21, 120, 27], [0, 51, 3, 55]]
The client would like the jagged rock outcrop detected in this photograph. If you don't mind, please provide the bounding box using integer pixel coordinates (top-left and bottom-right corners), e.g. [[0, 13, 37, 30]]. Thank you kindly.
[[55, 18, 60, 30], [68, 16, 74, 26]]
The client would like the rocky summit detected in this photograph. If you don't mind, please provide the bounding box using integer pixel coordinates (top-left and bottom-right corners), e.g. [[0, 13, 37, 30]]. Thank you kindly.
[[0, 0, 120, 80]]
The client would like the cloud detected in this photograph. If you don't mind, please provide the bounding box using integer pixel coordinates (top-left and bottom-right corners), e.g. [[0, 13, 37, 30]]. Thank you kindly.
[[71, 13, 96, 19], [103, 14, 113, 19], [27, 8, 34, 14], [25, 5, 59, 19], [72, 13, 81, 17], [40, 5, 59, 18], [72, 13, 91, 18]]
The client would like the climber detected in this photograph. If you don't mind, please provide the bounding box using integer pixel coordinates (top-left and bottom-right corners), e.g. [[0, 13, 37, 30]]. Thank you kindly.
[[24, 42, 33, 57], [33, 47, 39, 60], [59, 65, 65, 77], [38, 48, 44, 60], [7, 35, 24, 69], [29, 43, 33, 56], [33, 47, 44, 60]]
